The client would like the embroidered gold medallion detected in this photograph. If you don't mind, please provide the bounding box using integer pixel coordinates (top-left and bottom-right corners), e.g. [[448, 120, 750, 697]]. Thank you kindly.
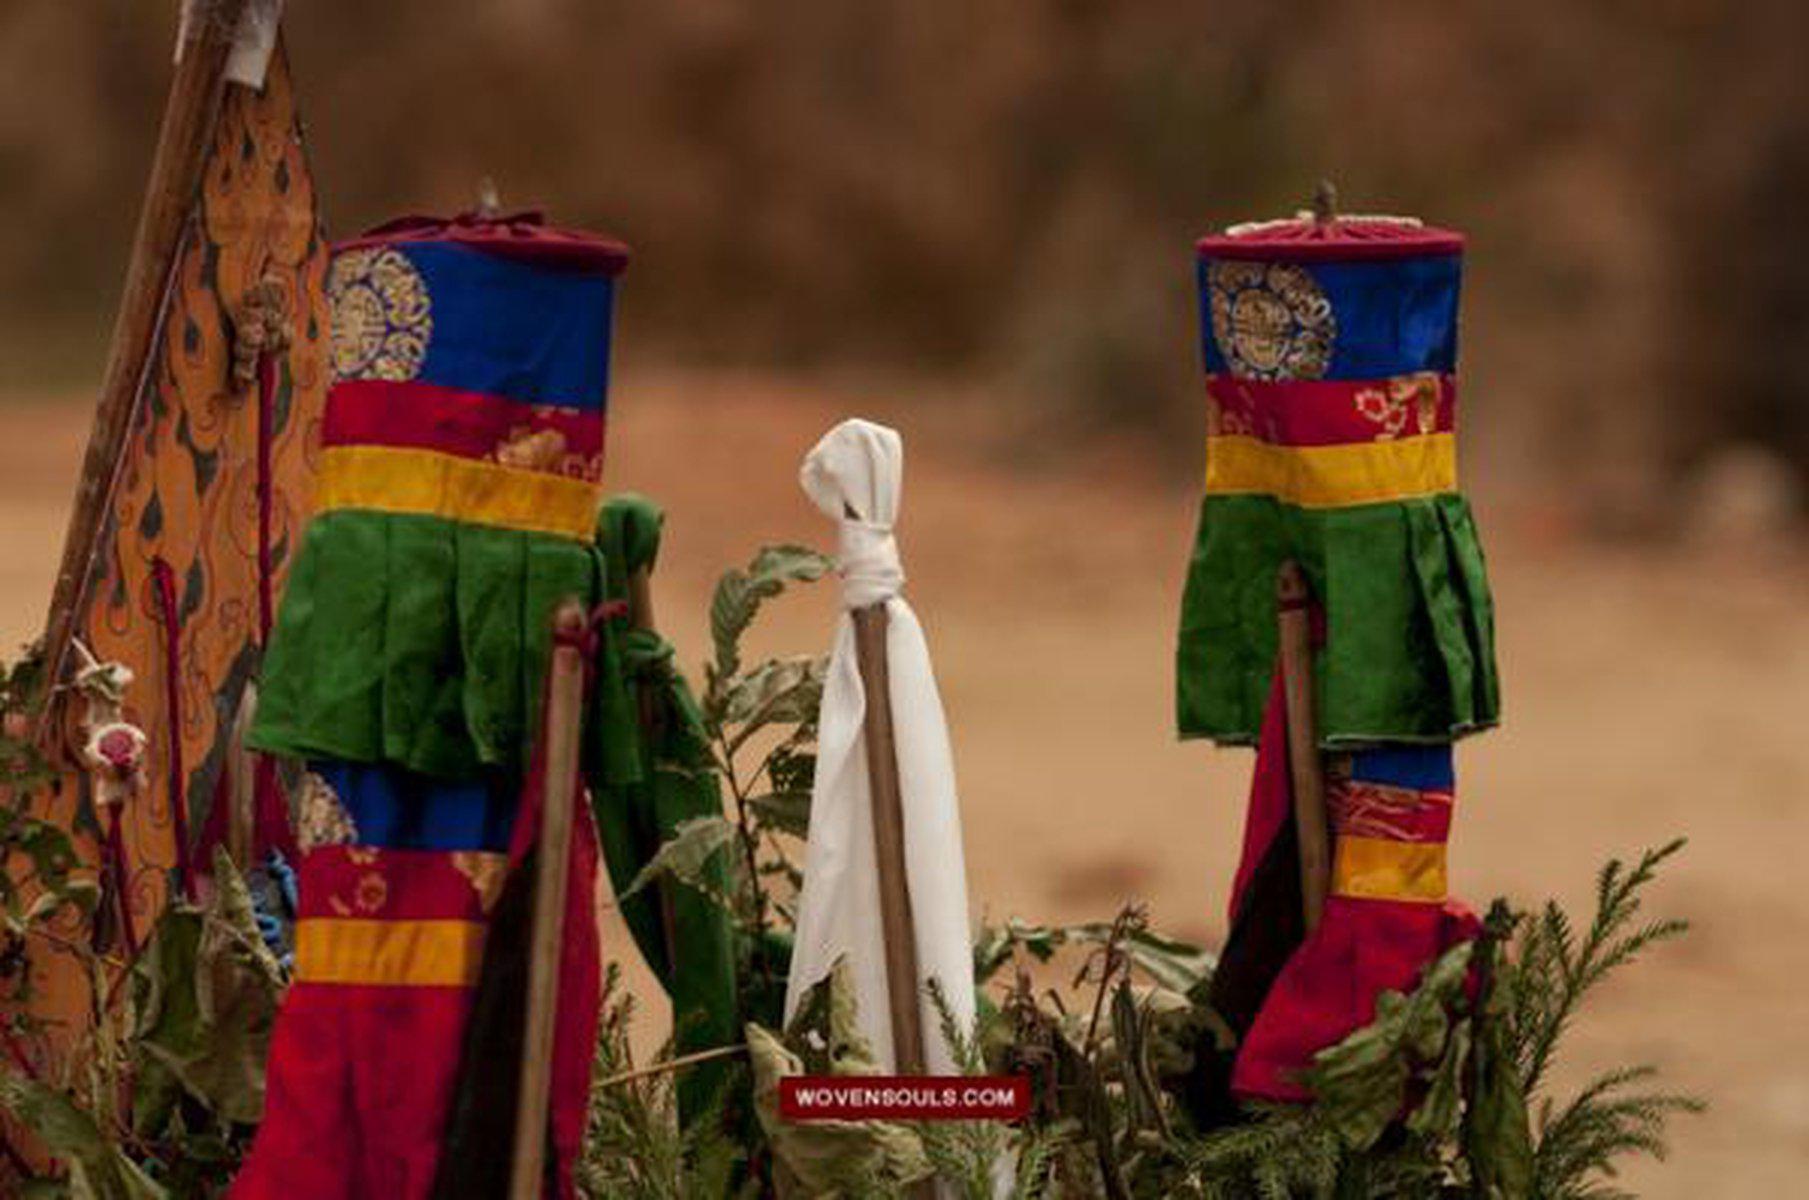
[[328, 247, 433, 382], [1208, 261, 1336, 381], [295, 771, 359, 853]]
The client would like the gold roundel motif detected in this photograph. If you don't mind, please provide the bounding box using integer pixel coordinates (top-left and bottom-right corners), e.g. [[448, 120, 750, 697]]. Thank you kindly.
[[327, 246, 433, 382], [1208, 261, 1336, 381]]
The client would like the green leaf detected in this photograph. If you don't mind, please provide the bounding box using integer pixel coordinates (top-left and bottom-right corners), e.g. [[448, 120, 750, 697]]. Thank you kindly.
[[748, 960, 933, 1195], [618, 816, 738, 904], [708, 545, 833, 687], [1301, 940, 1473, 1151], [971, 918, 1214, 993], [130, 848, 285, 1129], [723, 656, 826, 738], [746, 790, 813, 839], [0, 1072, 168, 1199], [1405, 1013, 1469, 1141]]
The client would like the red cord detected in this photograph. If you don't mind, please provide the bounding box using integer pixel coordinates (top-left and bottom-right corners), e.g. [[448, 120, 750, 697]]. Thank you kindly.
[[255, 350, 276, 643], [251, 350, 298, 862], [149, 557, 196, 903], [105, 806, 138, 956]]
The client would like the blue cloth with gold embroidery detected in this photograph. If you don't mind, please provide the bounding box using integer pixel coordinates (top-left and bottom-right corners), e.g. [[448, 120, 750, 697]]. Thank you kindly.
[[1177, 215, 1499, 747]]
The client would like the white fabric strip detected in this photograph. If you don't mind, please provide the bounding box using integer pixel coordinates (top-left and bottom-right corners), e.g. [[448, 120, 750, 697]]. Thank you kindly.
[[785, 419, 976, 1076], [175, 0, 284, 90]]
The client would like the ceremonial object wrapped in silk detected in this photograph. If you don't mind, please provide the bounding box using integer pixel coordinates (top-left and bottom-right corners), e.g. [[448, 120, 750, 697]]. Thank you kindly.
[[784, 419, 978, 1075], [248, 211, 638, 779], [1227, 741, 1479, 1102], [233, 213, 631, 1199], [1176, 217, 1499, 747]]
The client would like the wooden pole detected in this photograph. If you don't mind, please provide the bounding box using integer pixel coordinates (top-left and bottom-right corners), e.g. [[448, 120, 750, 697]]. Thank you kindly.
[[849, 604, 928, 1078], [38, 0, 250, 726], [1276, 561, 1331, 933], [509, 600, 589, 1200], [225, 682, 258, 870]]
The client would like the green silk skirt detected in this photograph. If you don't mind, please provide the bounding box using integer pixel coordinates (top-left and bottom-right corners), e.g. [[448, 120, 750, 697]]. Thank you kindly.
[[1177, 492, 1500, 747], [249, 508, 640, 786]]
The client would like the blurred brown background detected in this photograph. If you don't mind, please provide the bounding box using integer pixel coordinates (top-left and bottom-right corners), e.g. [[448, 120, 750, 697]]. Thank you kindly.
[[2, 3, 1807, 1195]]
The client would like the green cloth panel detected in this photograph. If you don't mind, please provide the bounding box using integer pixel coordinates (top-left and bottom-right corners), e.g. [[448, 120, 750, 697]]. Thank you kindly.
[[1176, 492, 1500, 747], [593, 494, 740, 1123], [249, 508, 642, 788]]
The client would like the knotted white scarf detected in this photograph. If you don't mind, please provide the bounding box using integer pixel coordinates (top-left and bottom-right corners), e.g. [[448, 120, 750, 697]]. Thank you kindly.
[[784, 419, 975, 1074]]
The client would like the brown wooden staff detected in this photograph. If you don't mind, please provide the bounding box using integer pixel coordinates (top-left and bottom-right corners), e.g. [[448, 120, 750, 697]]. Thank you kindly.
[[38, 0, 249, 726], [849, 604, 928, 1078], [509, 600, 590, 1200], [1277, 561, 1331, 932]]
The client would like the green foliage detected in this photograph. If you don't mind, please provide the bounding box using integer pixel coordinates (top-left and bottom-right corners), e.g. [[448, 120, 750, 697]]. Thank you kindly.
[[0, 648, 282, 1196], [617, 815, 740, 911], [128, 849, 284, 1133], [606, 545, 1699, 1198], [0, 854, 280, 1196], [576, 964, 748, 1200], [974, 915, 1216, 995], [1300, 941, 1475, 1151], [1, 646, 52, 794], [1505, 841, 1703, 1199], [0, 1073, 166, 1200], [696, 546, 834, 1015]]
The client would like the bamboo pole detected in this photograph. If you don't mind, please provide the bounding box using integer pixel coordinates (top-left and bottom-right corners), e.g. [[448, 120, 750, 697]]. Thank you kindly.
[[1276, 561, 1331, 933], [849, 604, 928, 1077], [37, 0, 249, 726], [509, 600, 590, 1200]]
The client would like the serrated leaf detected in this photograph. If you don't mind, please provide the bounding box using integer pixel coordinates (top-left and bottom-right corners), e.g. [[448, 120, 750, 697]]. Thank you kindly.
[[746, 790, 813, 839], [618, 816, 737, 903], [708, 545, 833, 686], [723, 655, 826, 732]]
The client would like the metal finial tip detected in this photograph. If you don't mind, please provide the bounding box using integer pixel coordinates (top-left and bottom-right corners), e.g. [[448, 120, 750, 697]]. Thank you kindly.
[[475, 176, 502, 219], [1311, 180, 1338, 226]]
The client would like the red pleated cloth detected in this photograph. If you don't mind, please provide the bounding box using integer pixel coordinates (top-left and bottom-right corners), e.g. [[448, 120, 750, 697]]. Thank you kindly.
[[229, 847, 504, 1198], [1232, 743, 1479, 1102]]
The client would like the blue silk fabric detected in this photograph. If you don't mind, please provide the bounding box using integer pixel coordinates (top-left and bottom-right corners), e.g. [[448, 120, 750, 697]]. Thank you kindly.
[[1346, 744, 1455, 791], [309, 759, 515, 853], [1198, 254, 1462, 380], [371, 241, 615, 409]]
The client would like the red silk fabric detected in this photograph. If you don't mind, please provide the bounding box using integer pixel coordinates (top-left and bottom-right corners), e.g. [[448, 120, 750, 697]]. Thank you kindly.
[[323, 380, 605, 480], [1230, 701, 1476, 1102], [232, 985, 474, 1199], [231, 848, 493, 1199], [339, 210, 630, 276], [1226, 668, 1294, 926], [1232, 896, 1479, 1102], [503, 757, 604, 1200], [294, 846, 499, 921], [1206, 373, 1455, 448]]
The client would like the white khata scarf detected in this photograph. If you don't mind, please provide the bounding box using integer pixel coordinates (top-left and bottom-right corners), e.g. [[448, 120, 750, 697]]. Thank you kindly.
[[783, 418, 976, 1075]]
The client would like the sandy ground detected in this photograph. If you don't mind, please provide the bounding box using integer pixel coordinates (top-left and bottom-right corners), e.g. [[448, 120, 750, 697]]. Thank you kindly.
[[3, 375, 1806, 1196]]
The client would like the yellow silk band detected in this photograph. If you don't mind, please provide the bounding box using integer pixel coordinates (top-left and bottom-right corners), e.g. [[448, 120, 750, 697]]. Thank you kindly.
[[1204, 433, 1458, 507], [316, 445, 600, 539], [294, 917, 486, 987], [1331, 837, 1448, 903]]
